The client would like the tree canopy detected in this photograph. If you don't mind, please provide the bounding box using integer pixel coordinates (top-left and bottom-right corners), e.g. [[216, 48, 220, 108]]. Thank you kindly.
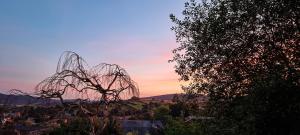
[[171, 0, 300, 134], [171, 0, 299, 99]]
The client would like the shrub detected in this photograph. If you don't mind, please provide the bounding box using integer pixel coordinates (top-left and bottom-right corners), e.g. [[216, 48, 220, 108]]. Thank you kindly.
[[49, 118, 92, 135]]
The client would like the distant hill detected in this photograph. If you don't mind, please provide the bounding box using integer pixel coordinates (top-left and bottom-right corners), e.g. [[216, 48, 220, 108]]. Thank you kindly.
[[0, 93, 59, 106], [140, 93, 208, 101], [141, 94, 180, 101], [0, 92, 207, 106]]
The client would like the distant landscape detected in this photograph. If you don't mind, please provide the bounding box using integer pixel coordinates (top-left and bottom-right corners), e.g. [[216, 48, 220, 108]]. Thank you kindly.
[[1, 0, 299, 135], [0, 90, 208, 135], [0, 92, 186, 106]]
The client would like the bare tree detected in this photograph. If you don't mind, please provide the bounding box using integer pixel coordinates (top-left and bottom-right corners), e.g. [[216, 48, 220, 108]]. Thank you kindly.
[[35, 51, 139, 134]]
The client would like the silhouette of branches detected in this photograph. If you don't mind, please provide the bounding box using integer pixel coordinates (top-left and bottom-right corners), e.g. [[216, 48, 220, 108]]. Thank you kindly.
[[35, 51, 139, 107], [34, 51, 139, 134], [36, 51, 139, 105]]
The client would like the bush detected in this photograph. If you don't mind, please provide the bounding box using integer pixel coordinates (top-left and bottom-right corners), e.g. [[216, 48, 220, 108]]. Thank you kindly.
[[164, 118, 204, 135], [49, 118, 92, 135], [153, 105, 170, 122]]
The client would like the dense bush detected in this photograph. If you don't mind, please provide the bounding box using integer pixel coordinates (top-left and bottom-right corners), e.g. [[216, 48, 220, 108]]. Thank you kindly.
[[49, 118, 92, 135], [153, 105, 170, 123], [164, 118, 204, 135]]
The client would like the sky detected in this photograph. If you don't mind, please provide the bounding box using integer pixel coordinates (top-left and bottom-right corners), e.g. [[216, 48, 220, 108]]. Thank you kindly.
[[0, 0, 186, 97]]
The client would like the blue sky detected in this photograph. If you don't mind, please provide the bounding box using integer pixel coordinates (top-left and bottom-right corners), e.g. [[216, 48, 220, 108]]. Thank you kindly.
[[0, 0, 186, 97]]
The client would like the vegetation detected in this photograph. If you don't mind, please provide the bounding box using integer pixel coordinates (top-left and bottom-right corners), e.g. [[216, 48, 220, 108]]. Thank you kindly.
[[1, 0, 299, 135], [49, 118, 92, 135], [153, 105, 170, 122], [170, 0, 299, 134], [35, 51, 139, 134], [164, 118, 204, 135]]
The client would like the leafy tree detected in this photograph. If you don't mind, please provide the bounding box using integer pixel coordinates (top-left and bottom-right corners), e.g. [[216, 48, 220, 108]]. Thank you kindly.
[[169, 102, 184, 117], [170, 0, 299, 134], [164, 118, 204, 135], [170, 94, 204, 117], [130, 96, 140, 101], [49, 118, 92, 135], [169, 95, 192, 117], [153, 105, 170, 122]]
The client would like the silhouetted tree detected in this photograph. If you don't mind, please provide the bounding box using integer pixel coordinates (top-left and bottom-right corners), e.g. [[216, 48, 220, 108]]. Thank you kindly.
[[129, 96, 140, 101], [35, 51, 139, 134], [171, 0, 299, 134]]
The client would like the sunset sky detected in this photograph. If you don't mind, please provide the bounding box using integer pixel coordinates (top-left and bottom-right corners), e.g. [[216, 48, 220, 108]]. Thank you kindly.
[[0, 0, 186, 97]]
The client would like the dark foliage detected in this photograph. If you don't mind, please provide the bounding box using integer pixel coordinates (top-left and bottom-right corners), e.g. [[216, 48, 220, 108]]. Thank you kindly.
[[170, 0, 300, 134], [164, 118, 204, 135], [49, 118, 92, 135]]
